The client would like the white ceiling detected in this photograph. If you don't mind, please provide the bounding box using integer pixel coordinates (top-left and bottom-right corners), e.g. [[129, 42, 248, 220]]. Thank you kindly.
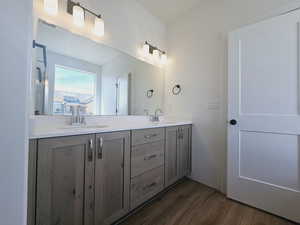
[[137, 0, 203, 24]]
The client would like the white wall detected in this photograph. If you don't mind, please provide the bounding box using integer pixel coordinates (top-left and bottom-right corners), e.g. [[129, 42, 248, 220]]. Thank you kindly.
[[165, 0, 300, 192], [0, 1, 32, 225]]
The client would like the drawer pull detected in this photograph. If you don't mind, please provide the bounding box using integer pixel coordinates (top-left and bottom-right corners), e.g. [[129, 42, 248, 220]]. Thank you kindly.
[[143, 182, 157, 190], [144, 134, 158, 139], [144, 154, 157, 161]]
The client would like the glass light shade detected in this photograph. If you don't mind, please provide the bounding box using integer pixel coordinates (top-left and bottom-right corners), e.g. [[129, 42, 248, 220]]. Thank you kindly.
[[73, 5, 85, 27], [161, 53, 168, 64], [143, 43, 150, 57], [44, 0, 58, 15], [153, 49, 160, 61], [93, 17, 105, 37]]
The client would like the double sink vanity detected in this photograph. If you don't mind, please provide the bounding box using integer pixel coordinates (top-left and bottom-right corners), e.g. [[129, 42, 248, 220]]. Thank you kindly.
[[28, 117, 192, 225], [29, 4, 192, 224]]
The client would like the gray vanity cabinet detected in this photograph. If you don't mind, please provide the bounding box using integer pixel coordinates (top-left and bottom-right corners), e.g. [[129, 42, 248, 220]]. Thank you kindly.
[[94, 132, 130, 225], [36, 134, 95, 225], [29, 125, 192, 225], [165, 125, 192, 187]]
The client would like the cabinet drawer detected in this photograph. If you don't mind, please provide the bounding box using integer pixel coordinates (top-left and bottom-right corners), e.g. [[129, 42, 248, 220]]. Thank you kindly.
[[131, 141, 164, 178], [132, 128, 165, 146], [130, 166, 164, 209]]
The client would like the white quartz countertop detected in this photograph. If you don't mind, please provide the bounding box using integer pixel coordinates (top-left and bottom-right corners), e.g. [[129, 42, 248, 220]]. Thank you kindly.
[[29, 117, 192, 139]]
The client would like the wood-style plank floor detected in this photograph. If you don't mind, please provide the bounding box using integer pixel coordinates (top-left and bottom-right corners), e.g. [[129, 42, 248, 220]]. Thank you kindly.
[[120, 179, 296, 225]]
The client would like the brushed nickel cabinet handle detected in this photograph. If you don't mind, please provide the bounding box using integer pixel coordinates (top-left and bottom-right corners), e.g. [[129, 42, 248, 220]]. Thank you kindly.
[[90, 201, 95, 210], [144, 134, 158, 139], [144, 154, 157, 161], [97, 137, 103, 159], [143, 182, 157, 191], [178, 129, 182, 139], [179, 128, 184, 139], [88, 139, 93, 161]]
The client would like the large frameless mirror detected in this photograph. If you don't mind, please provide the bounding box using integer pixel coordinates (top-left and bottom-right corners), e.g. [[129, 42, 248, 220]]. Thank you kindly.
[[32, 19, 165, 116]]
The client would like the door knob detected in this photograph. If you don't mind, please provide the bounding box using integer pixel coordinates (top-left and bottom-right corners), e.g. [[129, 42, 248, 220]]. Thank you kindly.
[[229, 119, 237, 125]]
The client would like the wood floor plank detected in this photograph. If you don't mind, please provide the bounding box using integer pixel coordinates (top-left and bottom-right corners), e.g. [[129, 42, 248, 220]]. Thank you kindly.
[[119, 179, 297, 225]]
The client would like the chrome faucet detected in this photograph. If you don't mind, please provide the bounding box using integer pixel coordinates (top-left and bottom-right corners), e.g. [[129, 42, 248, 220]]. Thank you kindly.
[[150, 108, 163, 122], [70, 105, 86, 126]]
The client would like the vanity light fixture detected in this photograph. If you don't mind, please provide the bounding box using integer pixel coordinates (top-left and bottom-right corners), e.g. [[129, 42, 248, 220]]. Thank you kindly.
[[143, 42, 150, 57], [44, 0, 58, 16], [67, 0, 105, 35], [142, 41, 168, 65], [161, 52, 168, 65], [93, 16, 105, 37], [73, 4, 85, 27], [153, 49, 160, 62]]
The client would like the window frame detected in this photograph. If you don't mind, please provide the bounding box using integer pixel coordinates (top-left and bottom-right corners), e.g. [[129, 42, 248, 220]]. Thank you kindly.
[[44, 51, 102, 116]]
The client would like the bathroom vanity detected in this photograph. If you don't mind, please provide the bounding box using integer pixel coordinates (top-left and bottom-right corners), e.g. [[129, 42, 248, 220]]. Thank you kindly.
[[28, 121, 192, 225], [27, 4, 193, 224]]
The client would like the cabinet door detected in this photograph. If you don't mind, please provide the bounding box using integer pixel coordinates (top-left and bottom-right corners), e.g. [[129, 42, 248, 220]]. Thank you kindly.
[[179, 125, 192, 178], [165, 126, 180, 187], [94, 131, 130, 225], [36, 135, 95, 225]]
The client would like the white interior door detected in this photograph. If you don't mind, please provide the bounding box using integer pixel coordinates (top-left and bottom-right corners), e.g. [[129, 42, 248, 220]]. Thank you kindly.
[[116, 74, 129, 115], [228, 10, 300, 223]]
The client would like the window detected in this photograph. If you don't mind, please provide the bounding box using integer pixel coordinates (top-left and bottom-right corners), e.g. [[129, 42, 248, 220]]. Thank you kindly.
[[53, 65, 97, 115]]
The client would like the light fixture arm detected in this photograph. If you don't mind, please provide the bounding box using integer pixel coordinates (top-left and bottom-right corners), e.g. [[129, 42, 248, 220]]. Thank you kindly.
[[67, 0, 102, 18], [145, 41, 165, 55]]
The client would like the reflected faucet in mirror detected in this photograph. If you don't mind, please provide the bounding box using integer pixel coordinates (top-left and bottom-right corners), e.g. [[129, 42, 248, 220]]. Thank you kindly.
[[149, 108, 163, 122], [71, 105, 86, 126]]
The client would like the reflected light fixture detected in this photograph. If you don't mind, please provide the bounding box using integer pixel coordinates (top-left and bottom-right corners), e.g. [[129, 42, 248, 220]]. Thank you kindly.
[[142, 41, 167, 65], [93, 16, 105, 37], [73, 5, 85, 27], [143, 42, 150, 57], [153, 49, 160, 61], [44, 0, 58, 16], [161, 52, 168, 65]]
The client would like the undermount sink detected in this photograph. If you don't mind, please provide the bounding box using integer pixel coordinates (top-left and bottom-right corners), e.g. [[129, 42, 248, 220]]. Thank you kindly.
[[59, 125, 109, 130]]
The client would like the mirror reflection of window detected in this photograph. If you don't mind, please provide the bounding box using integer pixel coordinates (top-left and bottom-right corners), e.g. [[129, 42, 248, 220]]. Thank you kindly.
[[33, 19, 165, 116], [53, 65, 97, 115]]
